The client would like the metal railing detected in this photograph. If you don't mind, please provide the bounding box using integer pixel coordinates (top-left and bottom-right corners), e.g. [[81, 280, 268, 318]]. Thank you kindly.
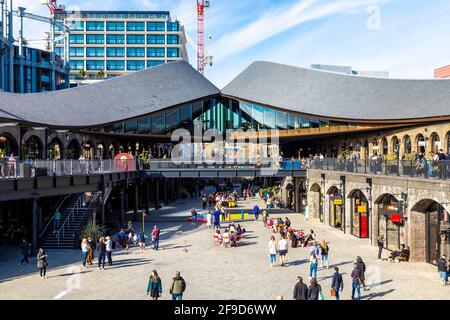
[[38, 193, 72, 239], [308, 158, 450, 180]]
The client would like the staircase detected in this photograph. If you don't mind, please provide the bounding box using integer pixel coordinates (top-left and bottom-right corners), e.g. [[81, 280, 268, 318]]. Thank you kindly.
[[41, 192, 101, 249]]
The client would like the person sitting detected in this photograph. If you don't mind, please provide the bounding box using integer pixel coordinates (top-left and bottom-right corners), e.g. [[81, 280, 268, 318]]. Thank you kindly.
[[222, 229, 231, 248], [229, 223, 236, 233], [288, 228, 298, 248], [267, 218, 274, 229], [388, 244, 410, 262], [236, 224, 245, 236], [214, 230, 223, 246]]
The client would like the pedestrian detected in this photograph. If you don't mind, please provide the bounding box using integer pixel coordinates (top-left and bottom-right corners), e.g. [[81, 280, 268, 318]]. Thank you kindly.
[[202, 194, 208, 210], [52, 209, 61, 233], [319, 240, 329, 269], [309, 252, 318, 280], [307, 278, 322, 300], [377, 236, 384, 260], [170, 271, 186, 300], [206, 210, 212, 229], [220, 206, 226, 222], [213, 207, 221, 229], [438, 255, 448, 286], [191, 207, 197, 224], [139, 232, 146, 250], [285, 217, 291, 228], [331, 267, 344, 300], [356, 256, 367, 291], [152, 225, 160, 251], [262, 210, 269, 227], [253, 203, 260, 220], [87, 237, 95, 265], [19, 239, 31, 266], [37, 248, 48, 279], [146, 270, 162, 300], [351, 263, 362, 300], [81, 238, 89, 268], [105, 236, 113, 266], [97, 237, 106, 270], [278, 234, 289, 266], [267, 235, 278, 267], [293, 276, 308, 300]]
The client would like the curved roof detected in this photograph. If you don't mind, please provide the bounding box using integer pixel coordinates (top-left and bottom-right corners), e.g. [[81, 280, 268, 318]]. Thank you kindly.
[[0, 61, 220, 127], [221, 61, 450, 121]]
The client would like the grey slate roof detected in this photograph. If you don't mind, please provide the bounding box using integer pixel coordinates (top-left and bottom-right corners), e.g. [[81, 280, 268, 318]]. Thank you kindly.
[[0, 61, 220, 127], [221, 61, 450, 121]]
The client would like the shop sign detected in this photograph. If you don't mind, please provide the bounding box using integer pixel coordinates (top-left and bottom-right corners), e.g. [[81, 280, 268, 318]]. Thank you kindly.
[[418, 141, 426, 147], [333, 199, 343, 205], [391, 214, 403, 223], [357, 205, 367, 213]]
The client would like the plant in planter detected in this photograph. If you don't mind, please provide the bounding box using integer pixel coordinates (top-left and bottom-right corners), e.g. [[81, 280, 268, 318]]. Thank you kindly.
[[79, 223, 105, 242], [402, 153, 415, 175], [385, 153, 399, 174]]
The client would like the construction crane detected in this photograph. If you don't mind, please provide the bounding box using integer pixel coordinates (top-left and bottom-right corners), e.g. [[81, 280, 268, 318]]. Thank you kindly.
[[41, 0, 64, 16], [197, 0, 213, 75]]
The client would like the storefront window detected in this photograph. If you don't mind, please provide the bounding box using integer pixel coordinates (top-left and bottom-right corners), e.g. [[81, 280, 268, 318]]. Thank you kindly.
[[351, 190, 369, 238], [377, 194, 400, 250]]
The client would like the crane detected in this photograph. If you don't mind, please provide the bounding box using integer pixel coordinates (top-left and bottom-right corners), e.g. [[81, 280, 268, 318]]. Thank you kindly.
[[197, 0, 213, 75], [41, 0, 64, 16]]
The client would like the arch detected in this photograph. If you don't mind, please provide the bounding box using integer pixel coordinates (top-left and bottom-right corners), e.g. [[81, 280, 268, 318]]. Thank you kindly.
[[348, 189, 369, 239], [23, 135, 44, 160], [430, 132, 441, 154], [310, 183, 321, 192], [308, 183, 323, 222], [381, 137, 388, 156], [403, 135, 412, 155], [375, 193, 401, 251], [415, 133, 425, 154], [446, 131, 450, 154], [327, 185, 339, 195], [48, 137, 64, 160], [0, 132, 19, 158], [391, 136, 400, 155], [328, 185, 343, 230], [66, 139, 81, 160]]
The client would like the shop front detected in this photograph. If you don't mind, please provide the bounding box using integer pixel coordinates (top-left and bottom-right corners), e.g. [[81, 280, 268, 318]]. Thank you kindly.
[[328, 186, 343, 230], [350, 190, 369, 238], [377, 194, 402, 251]]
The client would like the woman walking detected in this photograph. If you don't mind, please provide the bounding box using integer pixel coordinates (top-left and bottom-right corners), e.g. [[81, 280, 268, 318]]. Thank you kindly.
[[206, 210, 212, 229], [37, 248, 48, 279], [87, 237, 95, 265], [309, 252, 318, 280], [307, 278, 322, 300], [267, 235, 278, 267], [262, 210, 269, 227], [81, 238, 89, 269], [97, 237, 106, 271], [278, 234, 289, 267], [320, 240, 329, 269], [147, 270, 162, 300]]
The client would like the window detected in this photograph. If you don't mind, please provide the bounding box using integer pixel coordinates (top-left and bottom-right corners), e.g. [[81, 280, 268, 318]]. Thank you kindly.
[[276, 110, 288, 130], [127, 34, 145, 44], [167, 35, 179, 45], [127, 60, 145, 71], [147, 47, 165, 58], [127, 47, 145, 57], [137, 117, 151, 134], [167, 48, 180, 58], [167, 22, 179, 31], [55, 47, 64, 57], [179, 104, 192, 131], [147, 60, 165, 68], [68, 21, 84, 31], [86, 60, 105, 70], [106, 47, 125, 57], [86, 47, 104, 57], [106, 34, 125, 44], [263, 107, 276, 129], [69, 60, 84, 70], [86, 34, 104, 44], [124, 120, 137, 133], [106, 60, 125, 71], [147, 21, 165, 31], [106, 21, 124, 31], [151, 112, 165, 133], [147, 34, 165, 44], [165, 108, 179, 132], [288, 113, 297, 129], [127, 21, 145, 31], [86, 21, 104, 31], [69, 34, 84, 44], [69, 47, 84, 57]]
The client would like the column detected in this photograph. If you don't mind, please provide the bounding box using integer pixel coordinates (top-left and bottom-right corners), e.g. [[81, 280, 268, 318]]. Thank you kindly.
[[119, 190, 125, 227], [294, 177, 300, 213], [31, 198, 38, 254], [134, 184, 139, 222], [100, 194, 105, 226], [163, 178, 168, 205], [155, 180, 160, 210], [145, 182, 150, 215]]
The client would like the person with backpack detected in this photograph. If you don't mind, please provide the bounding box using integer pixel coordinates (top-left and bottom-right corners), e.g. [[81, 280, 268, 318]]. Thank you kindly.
[[152, 225, 160, 251], [293, 276, 308, 300], [307, 278, 322, 300], [351, 263, 363, 300], [170, 271, 186, 300], [309, 252, 318, 280], [320, 240, 329, 269], [356, 256, 368, 291], [331, 267, 344, 300], [147, 270, 162, 300]]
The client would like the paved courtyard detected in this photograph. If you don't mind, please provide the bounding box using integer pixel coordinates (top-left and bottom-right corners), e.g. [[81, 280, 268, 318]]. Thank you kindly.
[[0, 197, 448, 300]]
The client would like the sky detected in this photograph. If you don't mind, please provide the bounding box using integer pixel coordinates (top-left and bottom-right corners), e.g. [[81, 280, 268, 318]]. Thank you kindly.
[[9, 0, 450, 87]]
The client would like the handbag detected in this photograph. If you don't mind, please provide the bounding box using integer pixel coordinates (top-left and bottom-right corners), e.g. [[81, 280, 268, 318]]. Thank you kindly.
[[330, 288, 336, 297], [318, 285, 324, 300]]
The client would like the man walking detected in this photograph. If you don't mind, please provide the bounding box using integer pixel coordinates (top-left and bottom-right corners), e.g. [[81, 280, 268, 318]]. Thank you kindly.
[[351, 263, 362, 300], [152, 225, 160, 251], [331, 267, 344, 300], [53, 209, 61, 233], [377, 236, 384, 260], [105, 236, 113, 266], [293, 276, 308, 300], [19, 239, 31, 266], [170, 271, 186, 300]]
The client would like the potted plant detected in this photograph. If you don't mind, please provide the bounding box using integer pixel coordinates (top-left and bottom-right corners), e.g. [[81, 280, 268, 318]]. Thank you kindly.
[[78, 223, 105, 246], [386, 153, 398, 174], [402, 153, 415, 176]]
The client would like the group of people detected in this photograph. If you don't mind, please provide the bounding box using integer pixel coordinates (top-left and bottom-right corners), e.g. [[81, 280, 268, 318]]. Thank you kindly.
[[201, 191, 240, 210], [115, 225, 161, 252], [0, 153, 17, 178], [437, 254, 450, 286], [146, 270, 187, 300], [213, 222, 246, 248], [81, 236, 113, 270]]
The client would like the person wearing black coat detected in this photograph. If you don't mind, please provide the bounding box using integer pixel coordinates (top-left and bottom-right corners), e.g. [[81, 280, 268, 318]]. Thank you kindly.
[[331, 267, 344, 300], [293, 276, 308, 300], [97, 237, 107, 270], [377, 236, 384, 260], [307, 278, 321, 300], [356, 256, 367, 291], [438, 255, 448, 286]]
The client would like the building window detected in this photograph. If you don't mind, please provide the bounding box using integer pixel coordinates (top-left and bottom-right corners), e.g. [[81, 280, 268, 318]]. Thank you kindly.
[[86, 34, 104, 44], [127, 21, 145, 31], [127, 47, 145, 58], [127, 60, 145, 71], [147, 47, 165, 58], [147, 21, 165, 31], [106, 21, 124, 31], [126, 34, 145, 44], [151, 112, 165, 133], [167, 35, 179, 45], [86, 60, 105, 71], [69, 60, 84, 70], [86, 47, 104, 57], [69, 34, 84, 44], [147, 60, 165, 68], [86, 21, 104, 31], [55, 47, 64, 57], [106, 47, 125, 57], [147, 34, 165, 45], [68, 21, 84, 31], [276, 110, 288, 130], [167, 47, 179, 58], [167, 21, 179, 32], [69, 47, 84, 57], [106, 34, 125, 44], [106, 60, 125, 71]]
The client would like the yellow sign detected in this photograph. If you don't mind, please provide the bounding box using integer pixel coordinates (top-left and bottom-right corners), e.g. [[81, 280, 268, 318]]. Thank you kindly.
[[358, 205, 367, 213], [333, 199, 343, 205]]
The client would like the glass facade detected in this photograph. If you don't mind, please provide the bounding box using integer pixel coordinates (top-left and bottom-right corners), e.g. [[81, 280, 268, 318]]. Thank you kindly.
[[167, 22, 179, 31], [69, 47, 84, 57], [86, 47, 104, 57], [127, 34, 145, 44], [106, 60, 125, 71], [68, 21, 84, 31], [167, 35, 179, 45], [127, 60, 146, 70], [127, 21, 145, 31], [127, 47, 145, 57], [106, 47, 125, 57], [106, 34, 125, 44], [167, 47, 180, 58], [147, 34, 165, 44], [147, 60, 165, 68], [69, 34, 84, 44], [69, 60, 84, 70], [86, 60, 105, 70], [86, 21, 104, 31], [148, 47, 165, 58], [147, 22, 165, 31], [106, 21, 125, 31], [86, 34, 104, 44]]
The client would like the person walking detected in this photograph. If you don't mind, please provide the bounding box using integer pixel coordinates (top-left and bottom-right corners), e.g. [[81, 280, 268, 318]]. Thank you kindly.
[[331, 267, 344, 300], [278, 234, 289, 267], [146, 270, 162, 300], [81, 238, 89, 269], [87, 237, 95, 265], [267, 235, 278, 267], [97, 237, 106, 270], [170, 271, 186, 300], [356, 256, 368, 291], [206, 210, 212, 229], [293, 276, 308, 300], [105, 236, 113, 266], [253, 203, 260, 220], [320, 240, 329, 269], [191, 207, 198, 224], [438, 255, 448, 286], [202, 194, 208, 210], [152, 225, 160, 251], [37, 248, 48, 279], [307, 278, 322, 300], [309, 252, 318, 280], [138, 232, 146, 250], [377, 236, 384, 260], [262, 210, 269, 227], [351, 263, 362, 300], [213, 207, 221, 230], [52, 209, 61, 233], [19, 239, 31, 266]]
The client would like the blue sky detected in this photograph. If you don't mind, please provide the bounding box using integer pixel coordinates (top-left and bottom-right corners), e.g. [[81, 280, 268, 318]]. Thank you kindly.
[[14, 0, 450, 87]]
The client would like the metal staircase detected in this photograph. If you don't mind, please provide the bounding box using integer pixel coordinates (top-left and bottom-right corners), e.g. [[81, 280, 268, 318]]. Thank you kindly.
[[41, 192, 101, 249]]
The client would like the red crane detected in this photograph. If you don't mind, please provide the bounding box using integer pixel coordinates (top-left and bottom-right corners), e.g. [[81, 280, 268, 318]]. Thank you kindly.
[[197, 0, 210, 75], [42, 0, 64, 16]]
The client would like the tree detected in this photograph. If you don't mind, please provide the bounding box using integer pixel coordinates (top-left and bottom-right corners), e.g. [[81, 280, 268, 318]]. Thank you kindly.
[[78, 68, 86, 80], [97, 69, 105, 80]]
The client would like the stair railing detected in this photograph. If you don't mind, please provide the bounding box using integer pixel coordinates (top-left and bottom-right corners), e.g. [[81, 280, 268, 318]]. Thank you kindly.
[[56, 194, 84, 247], [38, 194, 71, 239]]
